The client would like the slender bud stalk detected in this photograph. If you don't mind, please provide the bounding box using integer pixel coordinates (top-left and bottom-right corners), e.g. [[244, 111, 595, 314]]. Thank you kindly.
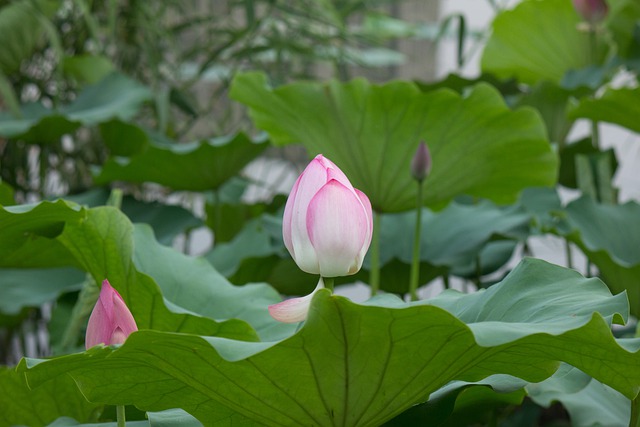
[[409, 182, 423, 301], [370, 212, 381, 296], [323, 277, 335, 292], [409, 142, 431, 301]]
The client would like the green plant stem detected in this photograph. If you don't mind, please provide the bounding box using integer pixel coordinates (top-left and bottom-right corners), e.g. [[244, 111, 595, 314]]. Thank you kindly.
[[370, 212, 381, 296], [588, 26, 601, 151], [107, 188, 123, 210], [565, 240, 573, 269], [630, 395, 640, 427], [442, 275, 450, 290], [117, 405, 126, 427], [214, 189, 222, 237], [409, 182, 424, 301], [323, 277, 335, 292], [592, 120, 600, 150]]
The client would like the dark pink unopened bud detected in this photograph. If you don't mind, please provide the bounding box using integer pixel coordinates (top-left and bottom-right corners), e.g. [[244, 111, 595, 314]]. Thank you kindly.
[[572, 0, 608, 24], [85, 279, 138, 349], [411, 141, 432, 182]]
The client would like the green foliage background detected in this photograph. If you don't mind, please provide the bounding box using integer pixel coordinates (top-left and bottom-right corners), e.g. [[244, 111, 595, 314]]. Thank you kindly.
[[1, 0, 640, 426]]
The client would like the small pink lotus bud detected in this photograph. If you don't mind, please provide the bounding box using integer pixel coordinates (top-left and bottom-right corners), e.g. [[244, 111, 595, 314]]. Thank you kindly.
[[268, 279, 324, 323], [572, 0, 608, 24], [85, 279, 138, 349], [282, 154, 373, 278], [410, 141, 432, 183]]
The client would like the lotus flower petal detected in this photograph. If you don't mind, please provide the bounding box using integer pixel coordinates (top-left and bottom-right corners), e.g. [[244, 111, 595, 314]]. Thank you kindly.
[[268, 279, 324, 323], [282, 154, 373, 277]]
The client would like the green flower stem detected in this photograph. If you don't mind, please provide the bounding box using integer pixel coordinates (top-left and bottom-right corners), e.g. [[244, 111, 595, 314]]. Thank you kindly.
[[370, 212, 381, 296], [409, 181, 424, 301], [442, 275, 450, 290], [565, 240, 573, 269], [107, 188, 123, 210], [323, 277, 335, 292], [591, 120, 600, 150], [587, 26, 602, 151], [117, 404, 126, 427]]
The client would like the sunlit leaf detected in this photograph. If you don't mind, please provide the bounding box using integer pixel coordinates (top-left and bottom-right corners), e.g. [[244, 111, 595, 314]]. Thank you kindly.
[[481, 0, 604, 84], [230, 72, 557, 212]]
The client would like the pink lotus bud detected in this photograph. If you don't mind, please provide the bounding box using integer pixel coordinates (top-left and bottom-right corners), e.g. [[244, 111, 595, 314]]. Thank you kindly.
[[268, 278, 324, 323], [85, 279, 138, 349], [572, 0, 608, 24], [283, 154, 373, 277], [410, 141, 432, 182]]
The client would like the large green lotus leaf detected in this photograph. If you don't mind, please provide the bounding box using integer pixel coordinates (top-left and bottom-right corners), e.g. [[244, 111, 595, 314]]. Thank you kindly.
[[0, 73, 151, 143], [0, 366, 100, 427], [123, 199, 202, 246], [0, 201, 258, 340], [230, 72, 557, 212], [561, 196, 640, 315], [0, 267, 84, 315], [60, 73, 152, 125], [415, 73, 520, 96], [569, 87, 640, 134], [64, 187, 202, 245], [209, 201, 529, 294], [565, 197, 640, 267], [20, 259, 639, 427], [132, 225, 294, 341], [384, 375, 527, 426], [481, 0, 601, 84], [0, 200, 84, 268], [0, 179, 14, 205], [374, 201, 530, 269], [517, 186, 564, 232], [207, 218, 280, 277], [528, 363, 633, 427], [55, 207, 261, 340], [94, 133, 269, 191]]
